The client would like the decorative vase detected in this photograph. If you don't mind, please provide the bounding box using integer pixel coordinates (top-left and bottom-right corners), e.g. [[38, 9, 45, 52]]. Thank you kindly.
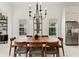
[[34, 34, 38, 39]]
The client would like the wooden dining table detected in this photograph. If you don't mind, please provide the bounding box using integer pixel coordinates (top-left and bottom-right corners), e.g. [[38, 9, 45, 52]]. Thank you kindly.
[[14, 36, 60, 57]]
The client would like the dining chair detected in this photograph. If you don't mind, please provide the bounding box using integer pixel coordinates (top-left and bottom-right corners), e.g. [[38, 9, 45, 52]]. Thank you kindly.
[[58, 37, 65, 56], [14, 42, 29, 57], [29, 42, 44, 57], [45, 42, 59, 57], [9, 37, 16, 56]]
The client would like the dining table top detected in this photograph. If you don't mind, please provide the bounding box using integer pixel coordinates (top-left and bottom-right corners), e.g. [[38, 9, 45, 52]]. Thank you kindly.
[[14, 36, 59, 44]]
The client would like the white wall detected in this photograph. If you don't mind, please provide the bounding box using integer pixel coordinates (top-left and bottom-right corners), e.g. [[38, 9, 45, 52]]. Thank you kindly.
[[0, 2, 79, 44], [0, 2, 67, 42], [12, 2, 63, 37], [1, 2, 79, 44], [0, 2, 71, 43]]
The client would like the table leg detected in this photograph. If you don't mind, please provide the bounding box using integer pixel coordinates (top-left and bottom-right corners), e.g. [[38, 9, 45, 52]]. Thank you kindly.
[[14, 46, 17, 57], [56, 47, 60, 57]]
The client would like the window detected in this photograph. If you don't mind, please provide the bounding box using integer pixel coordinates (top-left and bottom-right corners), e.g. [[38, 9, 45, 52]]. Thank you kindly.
[[49, 19, 56, 36], [19, 20, 27, 35]]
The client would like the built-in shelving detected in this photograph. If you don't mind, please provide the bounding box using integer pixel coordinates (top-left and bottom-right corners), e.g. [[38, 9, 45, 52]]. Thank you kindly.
[[0, 13, 8, 44]]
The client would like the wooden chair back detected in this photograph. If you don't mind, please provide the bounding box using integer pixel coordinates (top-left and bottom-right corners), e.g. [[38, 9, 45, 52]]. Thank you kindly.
[[45, 42, 59, 57], [10, 37, 16, 46], [46, 42, 59, 47], [58, 37, 63, 46], [58, 37, 65, 56], [9, 37, 16, 56]]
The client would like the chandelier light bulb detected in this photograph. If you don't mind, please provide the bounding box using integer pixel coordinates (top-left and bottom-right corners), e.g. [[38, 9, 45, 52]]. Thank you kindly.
[[29, 4, 31, 7], [29, 4, 31, 9], [39, 2, 42, 5], [45, 7, 47, 10]]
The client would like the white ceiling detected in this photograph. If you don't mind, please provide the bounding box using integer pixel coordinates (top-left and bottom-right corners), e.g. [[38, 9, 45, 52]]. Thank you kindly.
[[5, 2, 79, 7]]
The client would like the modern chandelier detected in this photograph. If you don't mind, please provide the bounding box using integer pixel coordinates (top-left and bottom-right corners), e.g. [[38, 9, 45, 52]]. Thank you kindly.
[[29, 3, 47, 36]]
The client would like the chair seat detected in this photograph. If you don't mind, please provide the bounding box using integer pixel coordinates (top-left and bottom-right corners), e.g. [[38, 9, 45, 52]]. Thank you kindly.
[[30, 47, 42, 54], [45, 47, 58, 54], [16, 46, 28, 54], [29, 43, 44, 57], [31, 50, 42, 54]]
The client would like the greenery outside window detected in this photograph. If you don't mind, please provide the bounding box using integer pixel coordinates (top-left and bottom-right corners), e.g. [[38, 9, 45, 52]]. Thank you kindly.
[[49, 20, 56, 36]]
